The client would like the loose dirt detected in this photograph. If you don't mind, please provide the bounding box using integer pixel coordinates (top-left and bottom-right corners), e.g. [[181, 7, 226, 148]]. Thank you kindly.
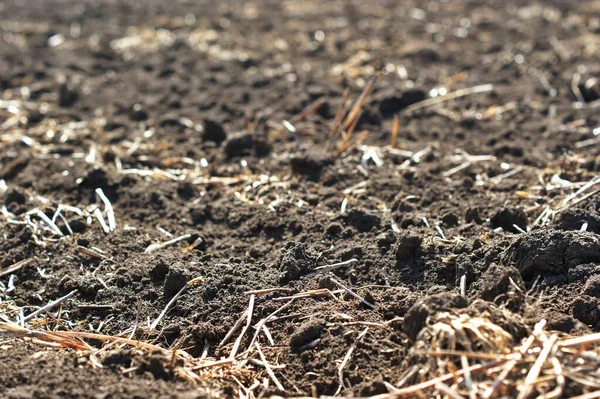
[[2, 1, 600, 398]]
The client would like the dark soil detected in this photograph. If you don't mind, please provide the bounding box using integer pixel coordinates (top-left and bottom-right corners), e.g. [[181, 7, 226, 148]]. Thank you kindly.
[[2, 0, 600, 398]]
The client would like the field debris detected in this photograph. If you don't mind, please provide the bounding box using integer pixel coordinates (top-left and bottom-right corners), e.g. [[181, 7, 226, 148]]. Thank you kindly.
[[2, 1, 600, 398]]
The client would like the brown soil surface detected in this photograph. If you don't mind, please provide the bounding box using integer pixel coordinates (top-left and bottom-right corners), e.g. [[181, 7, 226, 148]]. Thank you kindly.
[[2, 1, 600, 398]]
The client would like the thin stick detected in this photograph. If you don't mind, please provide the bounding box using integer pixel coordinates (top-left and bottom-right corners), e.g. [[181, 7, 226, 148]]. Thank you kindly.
[[145, 233, 192, 253], [482, 327, 539, 399], [313, 258, 358, 272], [342, 73, 379, 131], [443, 162, 472, 178], [329, 278, 377, 309], [229, 294, 255, 359], [517, 334, 558, 399], [220, 311, 248, 347], [291, 98, 325, 124], [150, 277, 203, 330], [560, 332, 600, 347], [335, 327, 369, 396], [404, 84, 494, 114], [77, 246, 107, 259], [256, 342, 285, 391], [328, 88, 350, 143], [191, 358, 235, 371], [36, 210, 63, 236], [244, 287, 294, 295], [557, 189, 600, 213], [23, 290, 77, 322], [381, 360, 506, 398], [396, 365, 420, 388], [0, 321, 91, 350], [271, 288, 343, 302], [93, 208, 110, 234], [244, 300, 294, 356], [461, 355, 476, 399], [435, 382, 466, 399], [95, 188, 116, 231], [540, 357, 565, 399], [0, 258, 34, 277], [390, 114, 399, 148]]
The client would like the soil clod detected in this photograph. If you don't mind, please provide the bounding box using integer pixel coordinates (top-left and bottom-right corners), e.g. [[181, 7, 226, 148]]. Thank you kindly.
[[394, 231, 423, 262], [289, 318, 325, 348], [506, 229, 600, 278], [278, 242, 318, 283]]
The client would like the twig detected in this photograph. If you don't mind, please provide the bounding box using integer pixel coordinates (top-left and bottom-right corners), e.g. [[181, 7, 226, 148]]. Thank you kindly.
[[36, 210, 63, 236], [23, 290, 77, 322], [461, 355, 476, 399], [244, 287, 294, 296], [557, 189, 600, 213], [313, 258, 358, 272], [489, 167, 523, 184], [329, 278, 377, 309], [390, 114, 399, 148], [77, 246, 107, 259], [150, 277, 203, 330], [0, 258, 35, 277], [229, 294, 255, 359], [404, 84, 494, 114], [560, 332, 600, 348], [191, 358, 235, 371], [342, 74, 379, 131], [384, 359, 506, 398], [435, 382, 466, 399], [517, 333, 558, 399], [335, 327, 369, 396], [443, 162, 472, 178], [95, 188, 116, 231], [256, 342, 285, 391], [145, 233, 191, 253], [220, 311, 248, 347], [244, 300, 294, 356]]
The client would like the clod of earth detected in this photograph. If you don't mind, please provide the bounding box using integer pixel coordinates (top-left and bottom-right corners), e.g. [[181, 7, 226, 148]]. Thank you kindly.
[[505, 229, 600, 278]]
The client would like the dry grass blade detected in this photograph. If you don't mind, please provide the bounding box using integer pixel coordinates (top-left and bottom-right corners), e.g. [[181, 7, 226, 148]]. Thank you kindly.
[[0, 321, 195, 360], [335, 327, 369, 396], [291, 97, 326, 124], [517, 334, 558, 399], [381, 360, 506, 398], [0, 321, 91, 350], [327, 74, 378, 155], [145, 233, 191, 253], [150, 276, 204, 330], [329, 277, 377, 309], [77, 246, 107, 259], [390, 114, 399, 148], [342, 73, 379, 132], [228, 294, 255, 359], [435, 381, 466, 399], [0, 258, 35, 277], [256, 341, 284, 391], [23, 290, 77, 322], [328, 88, 350, 143], [404, 83, 494, 114], [559, 332, 600, 348]]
